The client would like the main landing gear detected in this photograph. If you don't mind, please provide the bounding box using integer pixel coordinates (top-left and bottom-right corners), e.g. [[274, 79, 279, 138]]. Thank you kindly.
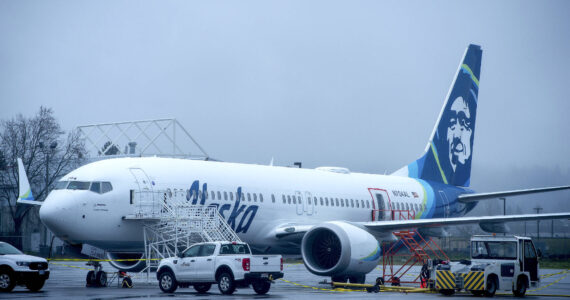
[[86, 261, 107, 287]]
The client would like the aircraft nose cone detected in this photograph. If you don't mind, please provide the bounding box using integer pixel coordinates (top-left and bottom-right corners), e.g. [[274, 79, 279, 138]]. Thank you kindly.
[[39, 193, 67, 237]]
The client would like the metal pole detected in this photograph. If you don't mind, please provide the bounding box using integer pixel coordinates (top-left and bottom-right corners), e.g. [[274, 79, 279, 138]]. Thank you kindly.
[[534, 206, 543, 240], [500, 197, 506, 235]]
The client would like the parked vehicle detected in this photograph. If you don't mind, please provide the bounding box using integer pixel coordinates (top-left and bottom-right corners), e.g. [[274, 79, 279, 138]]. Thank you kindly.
[[157, 241, 283, 295], [0, 242, 50, 292], [428, 235, 540, 297]]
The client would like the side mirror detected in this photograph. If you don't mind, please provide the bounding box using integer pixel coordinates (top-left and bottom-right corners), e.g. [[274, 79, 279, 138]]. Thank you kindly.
[[177, 252, 183, 258]]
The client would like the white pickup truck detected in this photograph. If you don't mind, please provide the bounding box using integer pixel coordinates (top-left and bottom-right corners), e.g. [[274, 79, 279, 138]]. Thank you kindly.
[[156, 241, 284, 295], [0, 242, 50, 292]]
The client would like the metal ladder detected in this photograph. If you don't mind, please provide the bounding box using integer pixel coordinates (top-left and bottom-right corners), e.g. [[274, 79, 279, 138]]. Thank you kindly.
[[124, 189, 241, 279]]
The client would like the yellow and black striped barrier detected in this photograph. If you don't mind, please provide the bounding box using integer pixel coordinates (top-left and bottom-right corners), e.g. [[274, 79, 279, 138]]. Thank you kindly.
[[463, 271, 485, 291], [435, 270, 455, 290]]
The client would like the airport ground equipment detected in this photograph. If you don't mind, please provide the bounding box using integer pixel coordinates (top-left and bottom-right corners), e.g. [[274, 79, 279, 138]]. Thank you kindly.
[[156, 241, 283, 295], [0, 241, 50, 292], [427, 235, 540, 297], [374, 209, 448, 286]]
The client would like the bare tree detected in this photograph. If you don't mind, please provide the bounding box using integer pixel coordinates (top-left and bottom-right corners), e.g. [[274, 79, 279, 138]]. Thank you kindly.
[[0, 107, 86, 247]]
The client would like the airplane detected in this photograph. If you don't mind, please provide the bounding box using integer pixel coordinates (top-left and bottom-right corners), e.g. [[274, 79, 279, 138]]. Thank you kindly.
[[18, 44, 570, 283]]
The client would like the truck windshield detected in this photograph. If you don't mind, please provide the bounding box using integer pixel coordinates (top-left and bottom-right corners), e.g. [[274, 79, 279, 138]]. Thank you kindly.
[[471, 241, 517, 260], [219, 243, 251, 255], [0, 242, 23, 255]]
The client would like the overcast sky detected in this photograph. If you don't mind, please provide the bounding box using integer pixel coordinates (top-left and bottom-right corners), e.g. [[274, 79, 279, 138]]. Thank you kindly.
[[2, 1, 569, 213]]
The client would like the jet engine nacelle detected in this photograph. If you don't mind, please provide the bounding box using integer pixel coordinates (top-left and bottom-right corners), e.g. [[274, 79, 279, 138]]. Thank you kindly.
[[301, 221, 380, 277], [107, 252, 146, 272]]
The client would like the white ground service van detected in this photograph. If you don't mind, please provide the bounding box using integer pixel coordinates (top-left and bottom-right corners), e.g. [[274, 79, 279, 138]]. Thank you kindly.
[[157, 241, 283, 295], [429, 235, 540, 297], [0, 242, 50, 292]]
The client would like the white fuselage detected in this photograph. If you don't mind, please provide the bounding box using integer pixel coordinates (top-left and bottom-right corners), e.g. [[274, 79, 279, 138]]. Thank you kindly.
[[40, 157, 460, 254]]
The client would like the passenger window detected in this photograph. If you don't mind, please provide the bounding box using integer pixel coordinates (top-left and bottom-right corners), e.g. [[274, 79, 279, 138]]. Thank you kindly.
[[247, 193, 251, 202], [282, 195, 286, 204], [335, 198, 339, 206], [351, 199, 355, 208], [308, 197, 311, 205], [287, 195, 291, 204], [211, 191, 215, 200], [292, 196, 296, 204], [230, 192, 234, 201], [260, 194, 263, 202], [217, 191, 222, 200], [224, 191, 228, 201], [253, 193, 257, 202], [183, 245, 201, 258], [90, 182, 101, 193], [366, 201, 370, 208], [200, 244, 216, 256], [314, 197, 318, 206], [320, 197, 324, 206], [356, 200, 359, 208], [361, 200, 364, 208], [326, 198, 330, 206], [55, 181, 69, 190], [272, 194, 275, 203]]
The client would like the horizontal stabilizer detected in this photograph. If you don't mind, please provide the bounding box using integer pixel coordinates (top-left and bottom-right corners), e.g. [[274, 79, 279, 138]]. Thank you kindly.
[[458, 185, 570, 203]]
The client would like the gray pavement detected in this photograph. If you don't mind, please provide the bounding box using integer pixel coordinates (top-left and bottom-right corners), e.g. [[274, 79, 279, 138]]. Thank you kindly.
[[4, 261, 569, 299]]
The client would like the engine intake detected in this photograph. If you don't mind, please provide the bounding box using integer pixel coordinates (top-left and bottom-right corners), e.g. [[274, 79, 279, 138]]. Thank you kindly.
[[301, 221, 380, 277]]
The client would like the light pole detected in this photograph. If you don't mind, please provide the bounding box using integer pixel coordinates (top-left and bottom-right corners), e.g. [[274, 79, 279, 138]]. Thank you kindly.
[[499, 197, 506, 235], [39, 140, 57, 249], [534, 206, 543, 240]]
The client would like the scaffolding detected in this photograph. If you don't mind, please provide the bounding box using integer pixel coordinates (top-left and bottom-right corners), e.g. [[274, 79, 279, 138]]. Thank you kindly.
[[77, 118, 210, 160], [123, 189, 240, 278]]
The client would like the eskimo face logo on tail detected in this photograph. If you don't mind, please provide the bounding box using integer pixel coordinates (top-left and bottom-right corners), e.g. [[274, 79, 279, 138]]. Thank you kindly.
[[446, 96, 473, 172]]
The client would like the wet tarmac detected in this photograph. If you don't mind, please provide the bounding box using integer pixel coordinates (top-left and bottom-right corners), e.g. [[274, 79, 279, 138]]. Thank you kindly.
[[5, 261, 570, 299]]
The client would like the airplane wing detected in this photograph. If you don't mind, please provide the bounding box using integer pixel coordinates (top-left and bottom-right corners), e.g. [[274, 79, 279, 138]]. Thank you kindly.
[[458, 185, 570, 203], [361, 212, 570, 233], [16, 158, 42, 206]]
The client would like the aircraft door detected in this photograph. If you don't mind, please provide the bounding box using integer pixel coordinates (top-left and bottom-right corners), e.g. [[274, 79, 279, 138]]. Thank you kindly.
[[368, 189, 391, 221], [523, 240, 539, 281], [305, 191, 314, 215], [129, 168, 153, 206], [295, 191, 303, 215], [438, 190, 450, 218]]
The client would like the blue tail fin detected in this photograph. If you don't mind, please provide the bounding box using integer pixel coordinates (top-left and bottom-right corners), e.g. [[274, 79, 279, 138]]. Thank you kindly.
[[395, 44, 482, 187]]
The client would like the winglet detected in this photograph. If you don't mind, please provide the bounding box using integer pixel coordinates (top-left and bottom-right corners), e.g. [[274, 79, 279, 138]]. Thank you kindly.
[[16, 158, 41, 206]]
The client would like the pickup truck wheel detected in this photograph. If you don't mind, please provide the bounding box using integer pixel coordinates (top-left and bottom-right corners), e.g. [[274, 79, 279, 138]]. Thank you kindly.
[[0, 270, 16, 292], [194, 283, 211, 293], [217, 272, 236, 295], [252, 280, 271, 295], [513, 276, 527, 297], [25, 278, 46, 292], [484, 276, 497, 297], [159, 271, 178, 293]]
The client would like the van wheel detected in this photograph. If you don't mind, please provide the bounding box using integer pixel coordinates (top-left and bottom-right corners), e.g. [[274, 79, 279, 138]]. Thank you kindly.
[[194, 283, 211, 293], [513, 276, 527, 297], [0, 270, 16, 292], [252, 280, 271, 295], [26, 279, 46, 292], [159, 271, 178, 293], [440, 289, 455, 296], [484, 276, 497, 297], [217, 272, 236, 295]]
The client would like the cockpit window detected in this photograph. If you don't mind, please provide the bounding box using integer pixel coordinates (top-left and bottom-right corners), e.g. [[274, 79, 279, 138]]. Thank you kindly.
[[101, 182, 113, 193], [67, 181, 90, 190], [90, 182, 101, 193], [55, 181, 69, 190]]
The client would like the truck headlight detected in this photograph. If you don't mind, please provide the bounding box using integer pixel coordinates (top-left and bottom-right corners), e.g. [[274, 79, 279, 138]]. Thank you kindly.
[[16, 261, 30, 267]]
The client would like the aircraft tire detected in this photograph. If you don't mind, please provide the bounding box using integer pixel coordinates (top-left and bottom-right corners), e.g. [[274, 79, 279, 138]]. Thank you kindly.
[[95, 271, 107, 287]]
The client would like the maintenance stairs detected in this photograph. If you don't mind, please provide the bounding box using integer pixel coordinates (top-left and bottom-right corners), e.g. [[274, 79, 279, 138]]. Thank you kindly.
[[378, 211, 449, 286], [124, 189, 241, 276]]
